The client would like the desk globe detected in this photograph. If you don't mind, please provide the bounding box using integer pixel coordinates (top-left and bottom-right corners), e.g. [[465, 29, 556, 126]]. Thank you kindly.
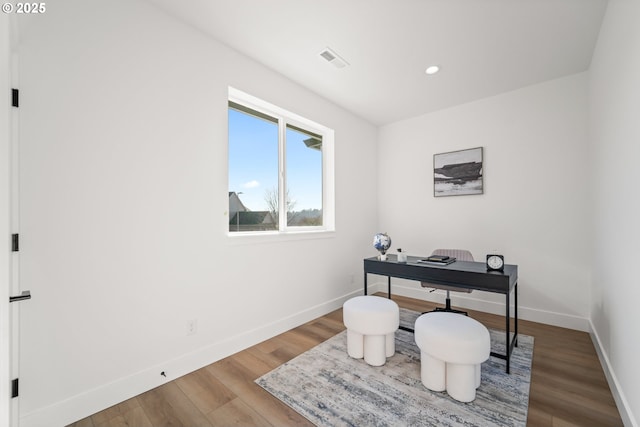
[[373, 233, 392, 261]]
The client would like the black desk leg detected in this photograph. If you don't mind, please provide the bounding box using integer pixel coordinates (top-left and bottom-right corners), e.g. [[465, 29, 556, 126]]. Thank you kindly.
[[364, 272, 368, 295], [515, 282, 518, 347], [506, 291, 511, 374], [388, 277, 391, 299]]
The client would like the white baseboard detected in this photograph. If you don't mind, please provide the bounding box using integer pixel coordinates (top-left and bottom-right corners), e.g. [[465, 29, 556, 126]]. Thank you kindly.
[[20, 290, 360, 427], [589, 321, 638, 427], [367, 282, 590, 332], [20, 284, 612, 427]]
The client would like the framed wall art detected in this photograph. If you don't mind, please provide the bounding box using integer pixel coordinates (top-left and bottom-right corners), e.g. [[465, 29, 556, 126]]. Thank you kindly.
[[434, 147, 483, 197]]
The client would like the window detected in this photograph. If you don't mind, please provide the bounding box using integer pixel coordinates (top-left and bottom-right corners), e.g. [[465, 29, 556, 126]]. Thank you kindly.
[[228, 88, 334, 234]]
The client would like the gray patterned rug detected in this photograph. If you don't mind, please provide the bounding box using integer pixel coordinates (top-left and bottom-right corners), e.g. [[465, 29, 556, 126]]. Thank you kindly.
[[256, 308, 533, 427]]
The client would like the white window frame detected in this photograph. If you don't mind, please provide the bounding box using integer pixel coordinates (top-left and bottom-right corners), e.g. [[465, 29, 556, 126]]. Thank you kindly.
[[227, 87, 335, 239]]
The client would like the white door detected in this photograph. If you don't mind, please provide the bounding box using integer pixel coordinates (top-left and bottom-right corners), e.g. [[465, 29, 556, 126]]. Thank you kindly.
[[2, 14, 27, 427], [1, 11, 13, 426]]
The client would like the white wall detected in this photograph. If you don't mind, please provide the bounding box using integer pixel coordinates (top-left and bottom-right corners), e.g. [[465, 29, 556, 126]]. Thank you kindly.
[[15, 0, 377, 425], [378, 73, 591, 329], [589, 0, 640, 425]]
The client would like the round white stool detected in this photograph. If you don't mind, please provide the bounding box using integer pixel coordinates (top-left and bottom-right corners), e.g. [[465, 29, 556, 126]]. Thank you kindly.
[[343, 296, 399, 366], [414, 312, 490, 402]]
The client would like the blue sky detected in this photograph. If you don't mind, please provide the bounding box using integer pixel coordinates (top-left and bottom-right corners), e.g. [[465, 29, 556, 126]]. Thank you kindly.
[[228, 108, 322, 212]]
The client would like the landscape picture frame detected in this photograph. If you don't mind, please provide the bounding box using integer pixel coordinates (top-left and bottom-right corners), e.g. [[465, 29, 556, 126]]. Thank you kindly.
[[433, 147, 483, 197]]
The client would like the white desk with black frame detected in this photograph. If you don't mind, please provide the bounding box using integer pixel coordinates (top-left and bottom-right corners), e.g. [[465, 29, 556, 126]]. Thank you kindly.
[[363, 254, 518, 374]]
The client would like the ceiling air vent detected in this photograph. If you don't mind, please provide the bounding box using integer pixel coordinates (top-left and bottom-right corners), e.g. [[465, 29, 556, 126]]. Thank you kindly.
[[319, 47, 349, 69]]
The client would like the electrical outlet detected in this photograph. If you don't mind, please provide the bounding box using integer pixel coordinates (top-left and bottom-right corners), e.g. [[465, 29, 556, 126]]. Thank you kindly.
[[186, 319, 197, 336]]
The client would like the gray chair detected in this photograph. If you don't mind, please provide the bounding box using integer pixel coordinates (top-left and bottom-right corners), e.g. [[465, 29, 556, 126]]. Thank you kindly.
[[421, 249, 474, 315]]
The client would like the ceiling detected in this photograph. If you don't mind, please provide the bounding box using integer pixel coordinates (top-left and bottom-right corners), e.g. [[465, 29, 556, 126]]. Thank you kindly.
[[145, 0, 608, 126]]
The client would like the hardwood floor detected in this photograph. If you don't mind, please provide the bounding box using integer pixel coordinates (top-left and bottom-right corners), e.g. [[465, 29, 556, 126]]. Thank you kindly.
[[68, 294, 623, 427]]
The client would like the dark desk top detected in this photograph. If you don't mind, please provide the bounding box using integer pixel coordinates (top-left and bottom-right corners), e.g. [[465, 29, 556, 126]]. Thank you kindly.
[[364, 255, 518, 294]]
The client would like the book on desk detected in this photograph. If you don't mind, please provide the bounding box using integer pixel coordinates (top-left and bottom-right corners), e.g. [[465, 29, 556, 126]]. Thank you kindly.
[[417, 255, 457, 265]]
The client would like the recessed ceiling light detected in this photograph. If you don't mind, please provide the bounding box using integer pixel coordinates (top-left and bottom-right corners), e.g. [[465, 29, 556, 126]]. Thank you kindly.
[[425, 65, 440, 75]]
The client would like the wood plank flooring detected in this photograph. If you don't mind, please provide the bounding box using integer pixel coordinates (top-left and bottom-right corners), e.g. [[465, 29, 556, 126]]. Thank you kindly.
[[68, 294, 623, 427]]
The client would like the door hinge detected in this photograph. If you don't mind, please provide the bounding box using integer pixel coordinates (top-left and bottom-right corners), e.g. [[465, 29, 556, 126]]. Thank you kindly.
[[12, 233, 19, 252], [11, 378, 18, 398], [12, 88, 19, 108]]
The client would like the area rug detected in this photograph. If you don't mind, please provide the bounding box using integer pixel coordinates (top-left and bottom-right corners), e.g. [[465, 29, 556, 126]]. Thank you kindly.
[[256, 308, 533, 427]]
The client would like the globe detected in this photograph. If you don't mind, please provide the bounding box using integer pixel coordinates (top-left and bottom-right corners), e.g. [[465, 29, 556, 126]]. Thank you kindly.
[[373, 232, 392, 255]]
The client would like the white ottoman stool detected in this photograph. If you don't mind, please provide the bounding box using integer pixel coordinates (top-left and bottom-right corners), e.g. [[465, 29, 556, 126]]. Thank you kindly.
[[414, 312, 490, 402], [343, 296, 400, 366]]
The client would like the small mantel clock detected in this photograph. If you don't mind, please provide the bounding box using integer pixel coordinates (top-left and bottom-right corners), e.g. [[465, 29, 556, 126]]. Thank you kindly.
[[486, 254, 505, 272]]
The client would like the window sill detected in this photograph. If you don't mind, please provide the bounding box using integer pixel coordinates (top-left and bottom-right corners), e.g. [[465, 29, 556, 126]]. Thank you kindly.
[[226, 229, 336, 246]]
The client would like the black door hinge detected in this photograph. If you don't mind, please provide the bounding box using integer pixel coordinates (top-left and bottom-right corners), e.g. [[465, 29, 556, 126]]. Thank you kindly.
[[12, 234, 19, 252], [11, 378, 18, 398], [12, 89, 19, 108]]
